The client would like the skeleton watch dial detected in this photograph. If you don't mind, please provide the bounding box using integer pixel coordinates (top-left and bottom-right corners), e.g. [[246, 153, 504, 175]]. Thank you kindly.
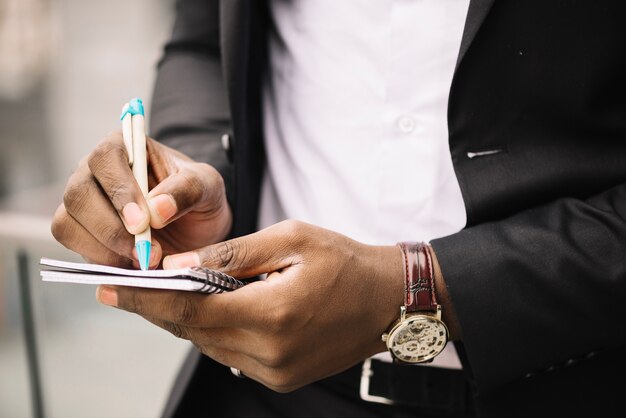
[[385, 315, 448, 363]]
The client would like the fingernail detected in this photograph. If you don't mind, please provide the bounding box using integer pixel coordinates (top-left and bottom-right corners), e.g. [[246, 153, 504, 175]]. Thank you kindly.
[[132, 245, 160, 269], [148, 194, 177, 224], [123, 202, 146, 231], [149, 241, 161, 267], [97, 286, 118, 307], [163, 252, 200, 269]]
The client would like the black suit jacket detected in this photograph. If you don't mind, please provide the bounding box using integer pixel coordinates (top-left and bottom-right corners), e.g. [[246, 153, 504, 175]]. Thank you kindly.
[[150, 1, 626, 416]]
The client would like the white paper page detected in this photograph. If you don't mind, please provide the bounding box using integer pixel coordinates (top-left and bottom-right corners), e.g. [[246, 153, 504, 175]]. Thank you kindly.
[[39, 257, 244, 293]]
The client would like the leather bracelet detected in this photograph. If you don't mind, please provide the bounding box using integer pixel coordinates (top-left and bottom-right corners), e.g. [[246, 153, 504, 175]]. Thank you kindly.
[[397, 242, 438, 313], [384, 242, 448, 364]]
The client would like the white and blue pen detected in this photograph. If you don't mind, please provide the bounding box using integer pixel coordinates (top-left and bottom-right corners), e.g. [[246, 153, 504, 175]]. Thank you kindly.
[[120, 98, 151, 270]]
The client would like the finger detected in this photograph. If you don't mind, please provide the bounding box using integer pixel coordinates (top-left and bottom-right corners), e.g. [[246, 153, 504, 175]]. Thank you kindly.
[[87, 131, 150, 235], [142, 316, 195, 341], [197, 343, 302, 393], [163, 220, 306, 278], [97, 285, 229, 327], [62, 167, 136, 259], [51, 204, 134, 268], [96, 279, 273, 328], [144, 317, 276, 367], [142, 317, 300, 391], [146, 164, 227, 229], [145, 137, 194, 182], [142, 316, 256, 355], [191, 344, 270, 386]]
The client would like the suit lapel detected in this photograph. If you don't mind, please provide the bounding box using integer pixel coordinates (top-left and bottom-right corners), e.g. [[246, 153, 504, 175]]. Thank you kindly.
[[220, 0, 250, 118], [456, 0, 496, 69]]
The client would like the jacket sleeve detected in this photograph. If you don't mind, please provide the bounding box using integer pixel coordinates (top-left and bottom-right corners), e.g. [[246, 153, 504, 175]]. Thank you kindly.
[[431, 181, 626, 395], [148, 0, 232, 188]]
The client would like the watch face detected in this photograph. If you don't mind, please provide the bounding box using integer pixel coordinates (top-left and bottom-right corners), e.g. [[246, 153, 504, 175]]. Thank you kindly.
[[386, 315, 449, 363]]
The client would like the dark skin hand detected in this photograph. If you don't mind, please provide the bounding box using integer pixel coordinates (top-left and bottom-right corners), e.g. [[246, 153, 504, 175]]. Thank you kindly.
[[51, 130, 232, 268], [52, 132, 461, 392], [95, 221, 461, 392]]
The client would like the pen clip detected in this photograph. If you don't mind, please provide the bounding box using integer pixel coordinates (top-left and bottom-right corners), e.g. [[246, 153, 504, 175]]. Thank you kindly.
[[121, 102, 134, 166]]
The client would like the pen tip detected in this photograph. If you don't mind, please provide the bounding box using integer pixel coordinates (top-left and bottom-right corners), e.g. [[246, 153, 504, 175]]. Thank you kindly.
[[136, 240, 152, 271]]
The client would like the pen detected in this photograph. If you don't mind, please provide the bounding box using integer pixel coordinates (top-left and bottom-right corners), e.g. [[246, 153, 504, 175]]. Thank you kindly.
[[120, 98, 151, 270]]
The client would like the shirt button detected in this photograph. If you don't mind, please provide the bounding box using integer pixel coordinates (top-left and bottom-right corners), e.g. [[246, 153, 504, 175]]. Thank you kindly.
[[397, 116, 416, 133], [221, 133, 231, 151]]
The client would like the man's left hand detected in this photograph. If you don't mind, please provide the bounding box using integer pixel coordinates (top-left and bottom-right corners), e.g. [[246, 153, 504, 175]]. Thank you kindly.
[[96, 220, 404, 392]]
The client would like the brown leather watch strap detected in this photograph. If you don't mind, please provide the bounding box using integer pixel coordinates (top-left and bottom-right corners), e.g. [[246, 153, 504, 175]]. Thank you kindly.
[[397, 242, 438, 313]]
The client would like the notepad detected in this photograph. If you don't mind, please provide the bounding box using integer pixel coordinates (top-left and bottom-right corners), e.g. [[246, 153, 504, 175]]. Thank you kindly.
[[39, 257, 245, 293]]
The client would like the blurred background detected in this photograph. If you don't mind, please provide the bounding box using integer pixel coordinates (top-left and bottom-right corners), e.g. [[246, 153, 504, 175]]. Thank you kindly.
[[0, 0, 193, 417]]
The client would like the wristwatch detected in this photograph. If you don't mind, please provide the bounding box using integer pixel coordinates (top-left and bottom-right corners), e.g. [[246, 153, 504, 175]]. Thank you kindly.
[[382, 242, 449, 364]]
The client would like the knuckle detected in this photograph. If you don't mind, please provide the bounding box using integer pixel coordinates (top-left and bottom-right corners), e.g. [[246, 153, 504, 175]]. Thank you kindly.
[[164, 321, 187, 340], [88, 140, 132, 208], [167, 168, 212, 213], [265, 370, 300, 393], [279, 219, 303, 235], [89, 138, 126, 173], [106, 181, 131, 207], [194, 344, 228, 366], [275, 219, 309, 247], [171, 293, 197, 325], [257, 329, 296, 369], [197, 164, 226, 199], [206, 240, 240, 270], [218, 241, 236, 266], [50, 221, 64, 243], [100, 253, 133, 269], [63, 176, 91, 215], [262, 344, 290, 369], [270, 383, 299, 394], [97, 223, 128, 250], [269, 304, 296, 332], [125, 291, 144, 315], [51, 207, 71, 244], [179, 169, 206, 201]]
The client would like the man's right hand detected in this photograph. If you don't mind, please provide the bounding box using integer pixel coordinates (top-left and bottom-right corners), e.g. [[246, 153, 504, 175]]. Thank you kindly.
[[51, 131, 232, 269]]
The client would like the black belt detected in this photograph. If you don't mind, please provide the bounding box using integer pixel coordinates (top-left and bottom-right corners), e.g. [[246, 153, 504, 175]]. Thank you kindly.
[[325, 358, 474, 415]]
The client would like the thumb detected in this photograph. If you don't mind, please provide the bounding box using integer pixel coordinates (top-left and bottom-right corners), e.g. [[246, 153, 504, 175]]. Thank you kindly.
[[146, 163, 227, 229], [163, 221, 302, 278]]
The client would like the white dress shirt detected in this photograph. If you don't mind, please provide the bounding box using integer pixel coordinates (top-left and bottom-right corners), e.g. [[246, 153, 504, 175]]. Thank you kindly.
[[259, 0, 470, 369]]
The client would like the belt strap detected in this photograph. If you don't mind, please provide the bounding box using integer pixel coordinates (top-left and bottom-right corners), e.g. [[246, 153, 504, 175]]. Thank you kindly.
[[360, 359, 472, 413]]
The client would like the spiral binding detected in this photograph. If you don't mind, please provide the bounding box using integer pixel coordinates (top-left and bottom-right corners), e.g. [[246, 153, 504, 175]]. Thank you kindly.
[[190, 267, 245, 294]]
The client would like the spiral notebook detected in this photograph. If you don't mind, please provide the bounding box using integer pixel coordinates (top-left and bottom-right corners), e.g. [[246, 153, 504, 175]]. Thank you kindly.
[[39, 257, 245, 294]]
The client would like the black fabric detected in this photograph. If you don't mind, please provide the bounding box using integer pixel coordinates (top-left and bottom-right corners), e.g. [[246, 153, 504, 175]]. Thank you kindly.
[[454, 0, 494, 70], [472, 345, 626, 417], [434, 0, 626, 396], [165, 352, 475, 418], [217, 0, 268, 239], [366, 359, 473, 414]]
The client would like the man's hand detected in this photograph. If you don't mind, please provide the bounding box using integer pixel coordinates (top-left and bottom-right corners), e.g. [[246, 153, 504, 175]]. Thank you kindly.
[[51, 131, 232, 268], [95, 220, 405, 392]]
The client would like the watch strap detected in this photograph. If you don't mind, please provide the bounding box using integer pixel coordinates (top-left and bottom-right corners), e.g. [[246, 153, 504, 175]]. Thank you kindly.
[[397, 242, 437, 313]]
